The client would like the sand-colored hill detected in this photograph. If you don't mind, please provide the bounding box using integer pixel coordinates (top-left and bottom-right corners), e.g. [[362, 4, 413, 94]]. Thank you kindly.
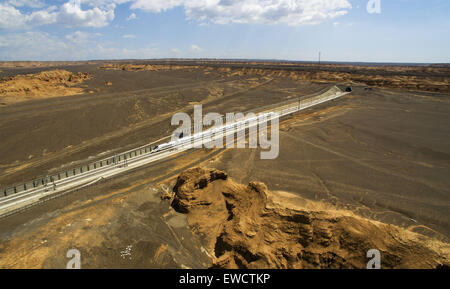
[[98, 62, 450, 92], [0, 69, 91, 104], [170, 167, 449, 269], [99, 64, 200, 71], [216, 67, 450, 93], [0, 61, 96, 68]]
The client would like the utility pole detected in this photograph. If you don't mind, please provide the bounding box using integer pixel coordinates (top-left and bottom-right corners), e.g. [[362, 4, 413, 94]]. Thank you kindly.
[[318, 51, 321, 65]]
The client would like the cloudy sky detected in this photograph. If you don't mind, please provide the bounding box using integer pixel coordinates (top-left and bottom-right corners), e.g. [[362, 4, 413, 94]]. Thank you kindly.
[[0, 0, 449, 62]]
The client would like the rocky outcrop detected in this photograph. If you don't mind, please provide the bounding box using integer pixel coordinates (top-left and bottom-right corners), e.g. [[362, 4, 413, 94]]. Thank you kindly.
[[172, 167, 450, 269], [172, 167, 228, 213], [102, 62, 450, 92], [0, 70, 91, 104], [99, 64, 200, 71], [217, 67, 450, 93]]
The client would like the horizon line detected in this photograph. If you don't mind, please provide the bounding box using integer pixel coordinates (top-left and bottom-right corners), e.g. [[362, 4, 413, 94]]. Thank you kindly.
[[0, 58, 449, 66]]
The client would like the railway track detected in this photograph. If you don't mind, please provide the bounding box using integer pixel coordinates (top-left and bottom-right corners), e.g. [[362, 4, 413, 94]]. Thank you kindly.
[[0, 86, 350, 218]]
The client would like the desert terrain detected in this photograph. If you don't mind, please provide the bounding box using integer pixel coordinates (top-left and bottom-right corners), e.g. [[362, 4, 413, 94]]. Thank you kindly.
[[0, 60, 449, 268]]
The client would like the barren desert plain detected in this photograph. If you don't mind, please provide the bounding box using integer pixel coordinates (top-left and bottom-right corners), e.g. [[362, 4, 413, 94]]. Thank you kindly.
[[0, 60, 449, 268]]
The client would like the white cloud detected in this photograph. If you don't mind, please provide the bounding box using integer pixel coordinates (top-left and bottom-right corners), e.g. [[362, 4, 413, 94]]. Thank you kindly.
[[189, 44, 203, 53], [0, 3, 55, 29], [56, 1, 115, 28], [7, 0, 45, 8], [130, 0, 183, 13], [0, 31, 163, 60], [0, 1, 115, 29], [126, 12, 137, 21], [0, 32, 71, 59], [122, 34, 136, 38], [0, 0, 352, 31], [129, 0, 352, 26], [65, 31, 101, 44]]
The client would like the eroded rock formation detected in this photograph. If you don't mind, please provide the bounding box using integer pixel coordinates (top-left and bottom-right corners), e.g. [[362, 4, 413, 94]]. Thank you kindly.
[[171, 167, 450, 269], [0, 69, 91, 103]]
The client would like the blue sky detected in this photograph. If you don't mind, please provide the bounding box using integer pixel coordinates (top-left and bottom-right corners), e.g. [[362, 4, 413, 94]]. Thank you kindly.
[[0, 0, 449, 63]]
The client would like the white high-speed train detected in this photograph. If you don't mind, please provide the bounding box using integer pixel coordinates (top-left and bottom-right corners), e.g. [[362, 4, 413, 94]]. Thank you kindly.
[[152, 111, 278, 153]]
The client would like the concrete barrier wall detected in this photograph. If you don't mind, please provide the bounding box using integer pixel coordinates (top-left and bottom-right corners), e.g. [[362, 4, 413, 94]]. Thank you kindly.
[[1, 144, 154, 198]]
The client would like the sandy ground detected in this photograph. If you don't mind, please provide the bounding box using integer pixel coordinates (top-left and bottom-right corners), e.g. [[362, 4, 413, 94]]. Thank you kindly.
[[0, 148, 223, 268], [0, 70, 91, 104], [210, 87, 450, 240], [0, 61, 449, 268], [0, 64, 326, 185]]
